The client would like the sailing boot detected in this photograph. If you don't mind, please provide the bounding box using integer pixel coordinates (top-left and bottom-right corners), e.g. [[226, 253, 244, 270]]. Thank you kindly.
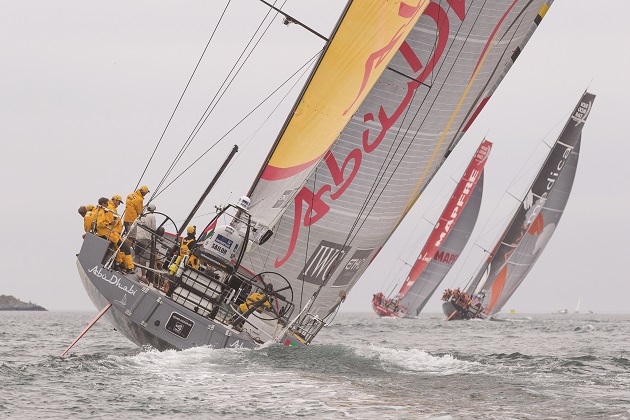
[[114, 252, 124, 271], [123, 254, 135, 274]]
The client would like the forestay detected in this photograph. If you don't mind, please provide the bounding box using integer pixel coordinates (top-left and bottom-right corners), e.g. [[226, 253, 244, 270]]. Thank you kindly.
[[467, 91, 595, 316], [245, 0, 554, 326]]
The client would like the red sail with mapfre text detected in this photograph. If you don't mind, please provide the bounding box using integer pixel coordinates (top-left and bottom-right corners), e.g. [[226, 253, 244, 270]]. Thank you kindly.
[[398, 140, 492, 297]]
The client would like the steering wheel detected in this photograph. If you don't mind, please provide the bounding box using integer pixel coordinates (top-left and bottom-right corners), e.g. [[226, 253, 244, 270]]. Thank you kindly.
[[247, 271, 293, 321]]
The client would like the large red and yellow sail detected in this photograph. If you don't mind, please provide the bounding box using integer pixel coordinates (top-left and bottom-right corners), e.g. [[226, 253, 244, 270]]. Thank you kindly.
[[249, 0, 429, 223]]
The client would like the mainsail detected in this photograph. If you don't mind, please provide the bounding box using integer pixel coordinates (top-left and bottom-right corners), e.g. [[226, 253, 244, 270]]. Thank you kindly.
[[396, 140, 490, 317], [444, 91, 595, 319], [245, 1, 554, 331]]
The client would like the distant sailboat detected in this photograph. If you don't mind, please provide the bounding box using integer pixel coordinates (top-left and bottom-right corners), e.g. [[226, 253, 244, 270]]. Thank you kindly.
[[442, 91, 595, 320], [372, 140, 491, 318]]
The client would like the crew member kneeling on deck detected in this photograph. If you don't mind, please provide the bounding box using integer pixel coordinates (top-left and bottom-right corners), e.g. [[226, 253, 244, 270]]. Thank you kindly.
[[239, 290, 272, 314], [169, 225, 199, 275]]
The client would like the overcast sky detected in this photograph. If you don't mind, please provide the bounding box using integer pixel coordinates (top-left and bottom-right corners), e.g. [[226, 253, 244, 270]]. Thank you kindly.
[[1, 1, 627, 315]]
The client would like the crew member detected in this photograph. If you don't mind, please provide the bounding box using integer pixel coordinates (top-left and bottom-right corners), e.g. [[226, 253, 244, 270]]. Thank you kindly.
[[233, 284, 273, 329], [78, 205, 88, 229], [239, 288, 272, 314], [94, 197, 113, 240], [182, 226, 200, 269], [83, 204, 95, 234], [123, 185, 150, 234], [109, 194, 135, 273]]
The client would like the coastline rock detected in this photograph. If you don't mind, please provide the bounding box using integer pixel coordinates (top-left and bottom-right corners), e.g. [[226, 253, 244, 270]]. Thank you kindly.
[[0, 295, 47, 311]]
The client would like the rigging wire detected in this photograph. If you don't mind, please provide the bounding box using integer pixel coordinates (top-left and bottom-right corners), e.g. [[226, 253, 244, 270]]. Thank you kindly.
[[225, 51, 320, 167], [153, 0, 288, 199], [459, 115, 577, 293], [148, 51, 320, 201], [447, 0, 536, 151], [446, 18, 535, 290], [137, 1, 233, 195]]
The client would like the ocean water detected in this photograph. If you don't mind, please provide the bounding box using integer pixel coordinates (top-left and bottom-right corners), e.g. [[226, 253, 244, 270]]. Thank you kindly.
[[1, 312, 629, 419]]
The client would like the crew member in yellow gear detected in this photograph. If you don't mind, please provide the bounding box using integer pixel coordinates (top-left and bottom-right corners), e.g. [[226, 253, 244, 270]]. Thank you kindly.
[[84, 204, 95, 233], [123, 185, 150, 234], [168, 226, 199, 274], [232, 283, 274, 329], [94, 197, 113, 240], [109, 194, 135, 273], [238, 290, 272, 314]]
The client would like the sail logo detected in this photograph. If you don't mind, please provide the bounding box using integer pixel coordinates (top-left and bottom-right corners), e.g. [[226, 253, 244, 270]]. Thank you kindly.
[[89, 265, 138, 296], [434, 168, 480, 248], [434, 251, 458, 265], [475, 143, 491, 164], [332, 248, 373, 287], [571, 101, 592, 126], [299, 241, 350, 286], [272, 189, 295, 209]]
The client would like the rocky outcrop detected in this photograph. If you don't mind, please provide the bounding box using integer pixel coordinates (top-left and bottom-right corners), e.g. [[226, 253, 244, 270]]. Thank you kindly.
[[0, 295, 46, 311]]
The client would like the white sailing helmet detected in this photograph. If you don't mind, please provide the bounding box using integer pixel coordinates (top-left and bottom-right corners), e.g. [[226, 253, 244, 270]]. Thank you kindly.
[[235, 196, 251, 211]]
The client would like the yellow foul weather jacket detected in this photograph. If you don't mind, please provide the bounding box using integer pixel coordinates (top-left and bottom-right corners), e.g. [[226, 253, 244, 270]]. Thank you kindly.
[[95, 206, 114, 238], [124, 190, 145, 223], [84, 210, 95, 233], [239, 292, 271, 313]]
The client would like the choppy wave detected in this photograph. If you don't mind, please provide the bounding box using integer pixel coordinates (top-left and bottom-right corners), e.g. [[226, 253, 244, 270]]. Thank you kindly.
[[2, 312, 630, 419]]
